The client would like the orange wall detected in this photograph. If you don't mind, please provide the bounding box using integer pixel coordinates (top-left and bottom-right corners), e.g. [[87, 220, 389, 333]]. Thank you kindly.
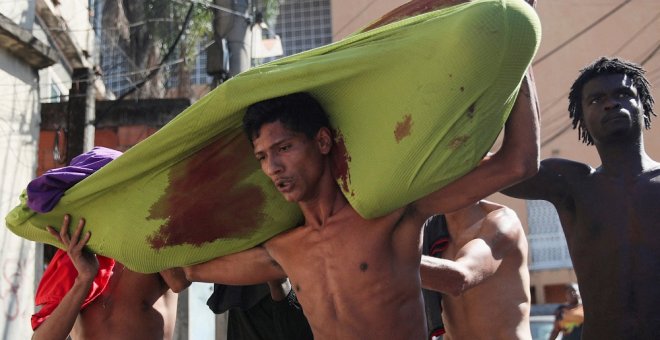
[[37, 127, 158, 176]]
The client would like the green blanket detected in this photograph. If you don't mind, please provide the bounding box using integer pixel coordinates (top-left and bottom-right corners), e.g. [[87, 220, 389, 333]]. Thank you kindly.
[[6, 0, 540, 273]]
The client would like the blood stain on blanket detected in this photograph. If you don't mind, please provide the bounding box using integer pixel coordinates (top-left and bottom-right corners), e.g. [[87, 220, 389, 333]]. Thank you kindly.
[[466, 102, 476, 118], [331, 129, 354, 197], [147, 132, 265, 249], [394, 114, 413, 143], [449, 135, 470, 149]]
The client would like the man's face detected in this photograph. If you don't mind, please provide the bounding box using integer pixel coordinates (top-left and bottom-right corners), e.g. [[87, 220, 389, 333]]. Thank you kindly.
[[581, 73, 643, 144], [567, 288, 579, 304], [253, 121, 327, 202]]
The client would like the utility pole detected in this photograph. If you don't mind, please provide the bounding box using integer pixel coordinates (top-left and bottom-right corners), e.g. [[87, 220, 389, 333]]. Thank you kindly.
[[208, 0, 253, 85], [66, 67, 95, 165]]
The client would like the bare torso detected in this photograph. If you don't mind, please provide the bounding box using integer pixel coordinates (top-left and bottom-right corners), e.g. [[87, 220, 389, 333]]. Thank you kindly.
[[71, 266, 178, 340], [505, 157, 660, 339], [552, 163, 660, 338], [264, 204, 427, 340], [441, 202, 531, 340]]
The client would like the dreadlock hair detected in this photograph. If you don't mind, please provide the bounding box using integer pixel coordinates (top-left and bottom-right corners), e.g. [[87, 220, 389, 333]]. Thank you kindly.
[[568, 57, 655, 145]]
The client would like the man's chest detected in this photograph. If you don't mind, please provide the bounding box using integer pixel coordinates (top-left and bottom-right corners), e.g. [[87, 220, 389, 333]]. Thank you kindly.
[[563, 176, 660, 260], [271, 220, 417, 292], [568, 174, 659, 224]]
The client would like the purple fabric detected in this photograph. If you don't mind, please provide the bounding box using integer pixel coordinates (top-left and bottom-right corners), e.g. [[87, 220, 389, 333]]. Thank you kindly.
[[27, 147, 123, 213]]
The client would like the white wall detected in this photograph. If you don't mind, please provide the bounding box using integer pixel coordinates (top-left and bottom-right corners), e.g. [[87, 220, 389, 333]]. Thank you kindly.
[[0, 46, 40, 339], [0, 1, 34, 30], [56, 0, 94, 55]]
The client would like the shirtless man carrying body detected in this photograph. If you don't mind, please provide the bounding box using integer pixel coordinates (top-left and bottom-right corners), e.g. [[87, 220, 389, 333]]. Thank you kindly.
[[184, 54, 539, 340], [421, 200, 531, 339], [32, 215, 190, 340], [503, 57, 660, 338]]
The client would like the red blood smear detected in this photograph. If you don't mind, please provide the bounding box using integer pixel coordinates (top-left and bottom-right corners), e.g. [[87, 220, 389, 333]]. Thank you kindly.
[[331, 129, 353, 195], [147, 131, 266, 250], [394, 114, 413, 143]]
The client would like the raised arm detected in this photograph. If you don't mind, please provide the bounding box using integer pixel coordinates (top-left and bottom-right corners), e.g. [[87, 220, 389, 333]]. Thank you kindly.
[[32, 215, 98, 340], [415, 73, 540, 215], [420, 204, 523, 296], [501, 157, 591, 205], [183, 245, 287, 285]]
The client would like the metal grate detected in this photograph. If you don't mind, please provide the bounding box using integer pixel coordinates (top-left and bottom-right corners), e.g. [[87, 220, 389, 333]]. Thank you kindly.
[[526, 200, 573, 270], [274, 0, 332, 57]]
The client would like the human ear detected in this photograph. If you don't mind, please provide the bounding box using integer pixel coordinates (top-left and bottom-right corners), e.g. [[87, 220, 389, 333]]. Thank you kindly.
[[316, 127, 333, 154]]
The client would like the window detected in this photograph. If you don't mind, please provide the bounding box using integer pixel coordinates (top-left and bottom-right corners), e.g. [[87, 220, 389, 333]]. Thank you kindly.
[[526, 200, 573, 270]]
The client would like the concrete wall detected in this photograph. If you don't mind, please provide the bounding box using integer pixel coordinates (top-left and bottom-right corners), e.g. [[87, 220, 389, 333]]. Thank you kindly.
[[0, 1, 35, 30], [0, 0, 92, 336], [54, 0, 94, 56], [0, 45, 40, 340]]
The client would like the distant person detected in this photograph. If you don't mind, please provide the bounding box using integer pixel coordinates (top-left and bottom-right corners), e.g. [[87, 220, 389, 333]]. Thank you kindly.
[[32, 215, 189, 340], [549, 283, 583, 340], [421, 200, 531, 340], [503, 57, 660, 338], [27, 147, 190, 340]]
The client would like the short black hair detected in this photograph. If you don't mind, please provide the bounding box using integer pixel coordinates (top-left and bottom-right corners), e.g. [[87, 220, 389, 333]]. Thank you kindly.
[[243, 92, 331, 143], [568, 57, 655, 145]]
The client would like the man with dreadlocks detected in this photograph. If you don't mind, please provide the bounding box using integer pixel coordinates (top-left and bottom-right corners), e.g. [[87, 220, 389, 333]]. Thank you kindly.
[[503, 57, 660, 339]]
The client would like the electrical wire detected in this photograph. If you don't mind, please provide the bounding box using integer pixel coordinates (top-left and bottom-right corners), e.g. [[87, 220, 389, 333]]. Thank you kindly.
[[175, 0, 251, 20], [533, 0, 632, 66], [94, 2, 196, 124]]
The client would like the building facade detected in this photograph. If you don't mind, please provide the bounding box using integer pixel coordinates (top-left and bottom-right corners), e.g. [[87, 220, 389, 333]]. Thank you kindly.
[[0, 0, 98, 336], [0, 1, 53, 337]]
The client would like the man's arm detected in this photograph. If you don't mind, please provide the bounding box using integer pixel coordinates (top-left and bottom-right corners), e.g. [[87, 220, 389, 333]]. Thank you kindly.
[[32, 215, 98, 340], [548, 324, 561, 340], [547, 307, 564, 340], [415, 74, 540, 215], [267, 278, 292, 302], [183, 245, 287, 285], [160, 268, 191, 293], [420, 205, 522, 296], [501, 157, 591, 205]]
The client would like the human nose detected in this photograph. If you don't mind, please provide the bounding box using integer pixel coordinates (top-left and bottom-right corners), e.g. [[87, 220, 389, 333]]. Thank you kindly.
[[603, 95, 622, 110], [264, 156, 283, 176]]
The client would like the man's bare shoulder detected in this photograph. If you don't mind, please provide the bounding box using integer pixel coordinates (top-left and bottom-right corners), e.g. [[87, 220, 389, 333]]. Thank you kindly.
[[541, 158, 594, 179], [262, 219, 321, 253], [478, 201, 524, 245]]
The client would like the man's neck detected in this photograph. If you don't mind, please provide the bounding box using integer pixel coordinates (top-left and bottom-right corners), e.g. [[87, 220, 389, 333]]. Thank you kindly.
[[298, 170, 349, 228], [595, 136, 656, 177]]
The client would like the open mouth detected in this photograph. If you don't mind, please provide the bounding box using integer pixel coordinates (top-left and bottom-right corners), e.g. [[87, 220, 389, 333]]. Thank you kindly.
[[275, 178, 293, 191]]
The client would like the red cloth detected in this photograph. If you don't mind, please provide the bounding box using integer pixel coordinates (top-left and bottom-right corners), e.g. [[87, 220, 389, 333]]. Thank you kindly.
[[31, 249, 115, 330]]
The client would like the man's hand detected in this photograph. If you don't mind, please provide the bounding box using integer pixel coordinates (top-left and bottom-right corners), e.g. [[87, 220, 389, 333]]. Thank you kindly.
[[47, 215, 99, 282], [33, 216, 99, 339]]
